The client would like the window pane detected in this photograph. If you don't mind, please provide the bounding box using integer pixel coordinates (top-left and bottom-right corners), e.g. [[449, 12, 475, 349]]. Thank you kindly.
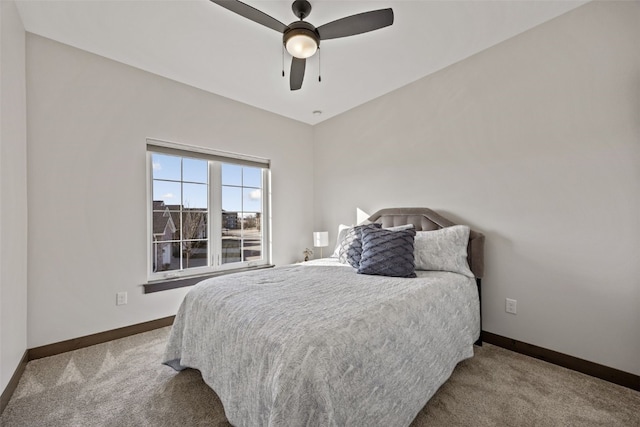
[[222, 212, 241, 264], [243, 188, 261, 213], [182, 240, 208, 269], [243, 239, 261, 261], [222, 238, 241, 264], [182, 158, 207, 184], [222, 211, 240, 232], [181, 211, 207, 240], [183, 183, 207, 209], [152, 241, 180, 272], [222, 186, 242, 212], [222, 163, 242, 186], [152, 154, 181, 181], [152, 206, 177, 242], [153, 180, 181, 206], [243, 216, 262, 261], [241, 213, 260, 232], [243, 167, 262, 188]]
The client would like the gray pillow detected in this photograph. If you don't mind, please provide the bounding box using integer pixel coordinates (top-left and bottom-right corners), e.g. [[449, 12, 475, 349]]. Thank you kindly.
[[414, 225, 474, 277], [357, 227, 417, 278], [339, 223, 381, 267]]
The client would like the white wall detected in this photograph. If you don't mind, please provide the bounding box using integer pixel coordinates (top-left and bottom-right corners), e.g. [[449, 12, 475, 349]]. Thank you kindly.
[[0, 0, 28, 392], [25, 35, 315, 348], [313, 1, 639, 375]]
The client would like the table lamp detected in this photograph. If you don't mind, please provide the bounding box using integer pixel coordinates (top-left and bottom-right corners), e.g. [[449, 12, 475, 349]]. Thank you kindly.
[[313, 231, 329, 258]]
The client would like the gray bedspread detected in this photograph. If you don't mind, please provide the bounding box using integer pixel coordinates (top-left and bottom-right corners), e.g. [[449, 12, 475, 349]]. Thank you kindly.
[[163, 259, 480, 427]]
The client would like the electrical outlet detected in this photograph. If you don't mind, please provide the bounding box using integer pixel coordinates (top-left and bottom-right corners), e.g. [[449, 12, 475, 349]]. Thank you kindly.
[[506, 298, 517, 314], [116, 292, 128, 306]]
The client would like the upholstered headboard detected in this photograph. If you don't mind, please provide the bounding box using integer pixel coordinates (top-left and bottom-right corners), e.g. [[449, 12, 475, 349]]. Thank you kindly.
[[367, 208, 485, 279]]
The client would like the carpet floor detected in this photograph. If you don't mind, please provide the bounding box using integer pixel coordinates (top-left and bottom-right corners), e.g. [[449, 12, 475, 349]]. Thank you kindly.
[[1, 327, 638, 426]]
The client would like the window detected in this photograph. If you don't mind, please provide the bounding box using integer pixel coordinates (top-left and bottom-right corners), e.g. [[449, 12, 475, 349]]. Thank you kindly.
[[147, 140, 270, 283]]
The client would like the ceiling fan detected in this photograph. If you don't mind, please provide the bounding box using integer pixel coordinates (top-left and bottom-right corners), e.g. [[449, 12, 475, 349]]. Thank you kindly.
[[210, 0, 394, 91]]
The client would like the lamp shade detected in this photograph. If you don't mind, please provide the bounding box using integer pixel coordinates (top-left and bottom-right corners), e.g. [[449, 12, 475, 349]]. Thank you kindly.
[[313, 231, 329, 247], [285, 33, 318, 59], [283, 23, 319, 59]]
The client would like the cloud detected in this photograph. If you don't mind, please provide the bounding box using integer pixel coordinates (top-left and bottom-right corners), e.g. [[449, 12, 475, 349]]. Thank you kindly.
[[152, 162, 162, 170], [248, 189, 261, 200], [162, 193, 175, 199]]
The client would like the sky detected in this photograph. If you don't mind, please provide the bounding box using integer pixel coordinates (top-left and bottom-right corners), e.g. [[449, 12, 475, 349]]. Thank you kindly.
[[152, 153, 262, 213]]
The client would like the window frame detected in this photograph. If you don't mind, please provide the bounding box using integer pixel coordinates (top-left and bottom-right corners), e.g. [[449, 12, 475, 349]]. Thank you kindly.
[[146, 139, 271, 285]]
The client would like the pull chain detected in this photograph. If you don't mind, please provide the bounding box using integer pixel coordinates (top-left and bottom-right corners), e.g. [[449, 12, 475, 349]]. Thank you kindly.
[[282, 44, 285, 77], [318, 47, 322, 83]]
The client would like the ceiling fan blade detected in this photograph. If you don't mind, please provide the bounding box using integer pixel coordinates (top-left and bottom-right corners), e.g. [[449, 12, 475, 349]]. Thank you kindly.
[[290, 57, 306, 91], [210, 0, 288, 33], [317, 8, 394, 40]]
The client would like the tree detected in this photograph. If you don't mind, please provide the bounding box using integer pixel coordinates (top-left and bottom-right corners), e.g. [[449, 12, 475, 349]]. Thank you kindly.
[[181, 207, 206, 268]]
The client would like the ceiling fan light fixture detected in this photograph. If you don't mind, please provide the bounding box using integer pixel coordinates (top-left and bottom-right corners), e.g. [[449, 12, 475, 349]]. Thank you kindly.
[[284, 24, 319, 59], [286, 33, 317, 58], [210, 0, 394, 90]]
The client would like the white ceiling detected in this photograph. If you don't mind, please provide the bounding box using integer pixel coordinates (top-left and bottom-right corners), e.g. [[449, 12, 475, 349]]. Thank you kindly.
[[15, 0, 587, 125]]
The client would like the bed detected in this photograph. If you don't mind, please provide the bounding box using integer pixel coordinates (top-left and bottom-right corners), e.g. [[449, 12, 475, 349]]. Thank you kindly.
[[163, 207, 485, 426]]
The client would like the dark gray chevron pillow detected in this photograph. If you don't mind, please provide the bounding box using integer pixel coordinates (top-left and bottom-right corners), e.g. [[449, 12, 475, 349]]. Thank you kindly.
[[338, 223, 381, 267], [358, 226, 417, 278]]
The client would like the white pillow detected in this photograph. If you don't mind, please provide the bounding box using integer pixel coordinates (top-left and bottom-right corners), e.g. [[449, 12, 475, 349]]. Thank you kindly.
[[331, 224, 352, 258], [414, 225, 474, 277], [385, 224, 415, 231]]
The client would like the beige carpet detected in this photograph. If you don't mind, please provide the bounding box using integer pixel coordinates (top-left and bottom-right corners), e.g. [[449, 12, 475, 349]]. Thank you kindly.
[[1, 327, 638, 426]]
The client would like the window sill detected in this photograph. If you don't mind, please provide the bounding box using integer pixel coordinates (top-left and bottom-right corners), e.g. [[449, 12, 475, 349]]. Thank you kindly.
[[143, 264, 275, 294]]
